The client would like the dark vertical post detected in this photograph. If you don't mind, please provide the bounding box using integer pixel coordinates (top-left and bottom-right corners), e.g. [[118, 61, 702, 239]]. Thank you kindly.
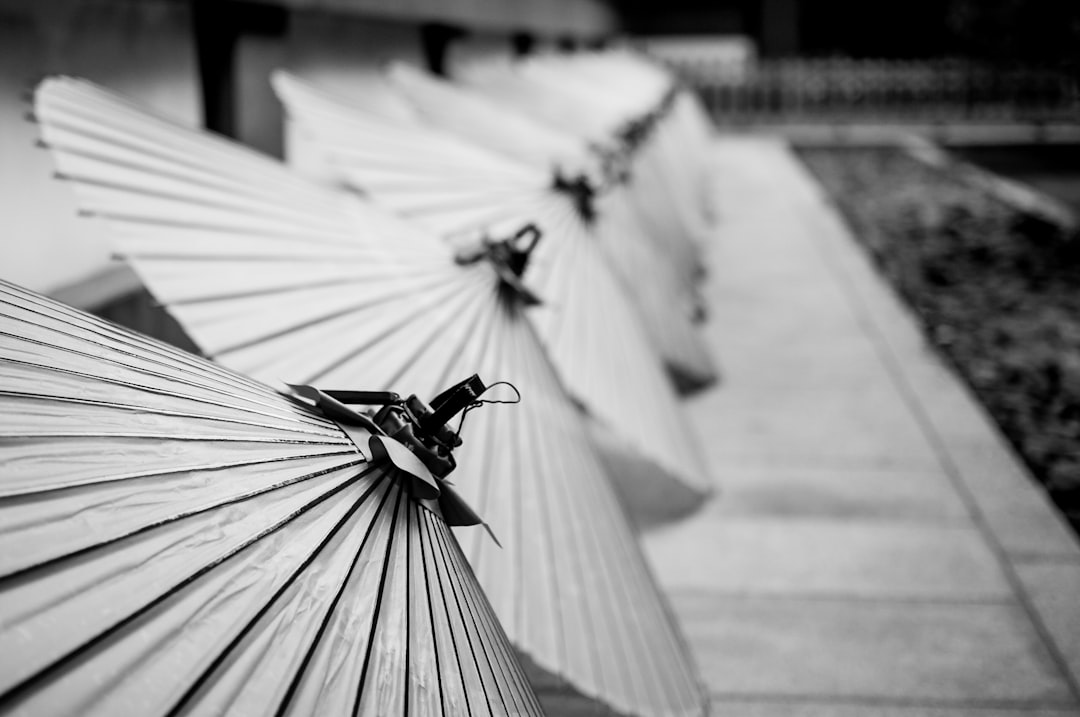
[[191, 0, 240, 137], [760, 0, 800, 57], [420, 22, 466, 78], [511, 31, 535, 59], [190, 0, 288, 144]]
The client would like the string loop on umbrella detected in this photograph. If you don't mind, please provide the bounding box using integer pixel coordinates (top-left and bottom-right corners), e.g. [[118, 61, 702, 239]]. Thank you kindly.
[[450, 380, 522, 444], [288, 379, 482, 481], [287, 378, 513, 540]]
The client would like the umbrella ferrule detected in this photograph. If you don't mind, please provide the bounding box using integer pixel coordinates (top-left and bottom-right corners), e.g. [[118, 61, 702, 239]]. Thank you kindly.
[[454, 224, 543, 306], [589, 141, 632, 187], [552, 172, 598, 226]]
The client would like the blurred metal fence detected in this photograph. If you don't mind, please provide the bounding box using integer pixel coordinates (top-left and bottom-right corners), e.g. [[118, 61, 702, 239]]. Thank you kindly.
[[665, 58, 1080, 124]]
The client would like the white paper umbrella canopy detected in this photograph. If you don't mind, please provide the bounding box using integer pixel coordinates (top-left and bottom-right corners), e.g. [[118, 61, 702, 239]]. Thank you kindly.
[[563, 52, 717, 236], [33, 77, 707, 717], [373, 65, 718, 392], [0, 280, 543, 717], [272, 71, 715, 519], [456, 59, 708, 284], [384, 62, 598, 179]]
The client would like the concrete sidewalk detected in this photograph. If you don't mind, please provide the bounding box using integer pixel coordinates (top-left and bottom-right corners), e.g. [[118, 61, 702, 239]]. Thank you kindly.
[[643, 138, 1080, 716]]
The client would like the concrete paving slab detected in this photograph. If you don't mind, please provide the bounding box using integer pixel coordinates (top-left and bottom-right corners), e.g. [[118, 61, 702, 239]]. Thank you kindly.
[[708, 467, 970, 522], [707, 700, 1080, 716], [944, 445, 1080, 560], [1015, 561, 1080, 687], [686, 384, 941, 471], [708, 284, 870, 351], [674, 593, 1074, 703], [713, 335, 896, 390], [666, 137, 1080, 714], [646, 519, 1010, 599]]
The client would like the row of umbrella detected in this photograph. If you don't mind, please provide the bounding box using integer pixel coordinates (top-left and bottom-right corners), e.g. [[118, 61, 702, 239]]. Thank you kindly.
[[1, 48, 718, 716]]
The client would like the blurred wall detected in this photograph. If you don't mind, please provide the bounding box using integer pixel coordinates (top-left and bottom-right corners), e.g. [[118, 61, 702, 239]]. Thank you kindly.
[[275, 0, 615, 36], [0, 0, 199, 293], [0, 0, 615, 294], [235, 11, 426, 157]]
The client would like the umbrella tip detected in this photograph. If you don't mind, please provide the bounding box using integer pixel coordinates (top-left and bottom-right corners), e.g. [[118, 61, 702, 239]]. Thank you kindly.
[[484, 523, 503, 548]]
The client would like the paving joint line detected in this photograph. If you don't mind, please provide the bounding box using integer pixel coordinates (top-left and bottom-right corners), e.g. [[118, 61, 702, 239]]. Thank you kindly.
[[670, 590, 1015, 606], [779, 142, 1080, 701], [708, 690, 1080, 711]]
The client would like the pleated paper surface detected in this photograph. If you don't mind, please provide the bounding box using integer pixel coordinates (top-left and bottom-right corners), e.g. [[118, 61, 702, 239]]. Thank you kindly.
[[34, 77, 707, 717], [0, 280, 541, 716]]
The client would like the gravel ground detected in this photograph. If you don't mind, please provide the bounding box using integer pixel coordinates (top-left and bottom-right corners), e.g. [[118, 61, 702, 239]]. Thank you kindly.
[[798, 146, 1080, 534]]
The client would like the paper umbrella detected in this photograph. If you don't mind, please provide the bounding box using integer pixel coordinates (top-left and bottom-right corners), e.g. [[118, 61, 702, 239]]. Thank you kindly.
[[0, 279, 543, 716], [272, 69, 714, 522], [455, 54, 710, 289], [34, 77, 707, 717], [382, 61, 718, 382], [275, 67, 718, 393]]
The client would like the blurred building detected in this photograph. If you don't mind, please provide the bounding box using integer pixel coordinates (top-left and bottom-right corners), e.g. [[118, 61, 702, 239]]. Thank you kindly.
[[0, 0, 613, 304]]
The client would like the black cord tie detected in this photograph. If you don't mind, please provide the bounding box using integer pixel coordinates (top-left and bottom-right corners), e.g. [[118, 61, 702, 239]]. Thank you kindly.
[[451, 380, 522, 443], [553, 171, 598, 226], [454, 224, 544, 306]]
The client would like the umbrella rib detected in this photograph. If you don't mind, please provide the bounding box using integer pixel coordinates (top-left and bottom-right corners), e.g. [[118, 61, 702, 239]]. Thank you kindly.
[[0, 449, 357, 506], [162, 274, 373, 308], [2, 317, 344, 424], [366, 188, 540, 219], [329, 151, 533, 179], [117, 249, 373, 262], [41, 98, 333, 210], [58, 171, 342, 230], [210, 273, 460, 361], [0, 319, 320, 424], [0, 390, 340, 438], [414, 508, 448, 715], [403, 501, 412, 717], [0, 459, 377, 708], [425, 281, 501, 397], [423, 515, 476, 717], [46, 136, 338, 214], [0, 357, 317, 430], [0, 284, 301, 405], [511, 321, 569, 673], [434, 522, 509, 715], [271, 477, 397, 717], [292, 277, 466, 386], [429, 516, 496, 717], [162, 471, 388, 717], [352, 479, 405, 716], [2, 431, 341, 444], [76, 211, 362, 240], [0, 459, 369, 584], [381, 280, 492, 391], [439, 510, 534, 717]]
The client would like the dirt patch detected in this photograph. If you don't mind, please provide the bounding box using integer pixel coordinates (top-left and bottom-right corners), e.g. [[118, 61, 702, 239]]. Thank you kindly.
[[798, 146, 1080, 534]]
